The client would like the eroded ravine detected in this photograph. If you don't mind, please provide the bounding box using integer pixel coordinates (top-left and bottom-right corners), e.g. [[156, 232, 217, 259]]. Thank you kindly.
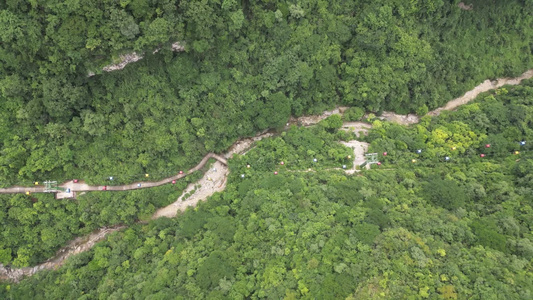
[[0, 226, 126, 282], [1, 68, 532, 282]]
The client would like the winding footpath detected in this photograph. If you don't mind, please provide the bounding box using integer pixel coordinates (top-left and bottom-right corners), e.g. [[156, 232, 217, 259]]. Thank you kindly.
[[0, 154, 227, 197], [1, 69, 532, 282]]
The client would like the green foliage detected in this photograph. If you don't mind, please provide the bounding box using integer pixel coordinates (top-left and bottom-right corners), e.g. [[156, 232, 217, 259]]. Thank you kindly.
[[0, 0, 532, 187], [6, 87, 533, 298], [230, 124, 353, 176], [319, 115, 343, 132], [0, 178, 192, 266], [367, 80, 533, 171], [343, 107, 365, 121], [470, 219, 508, 253], [416, 104, 429, 116], [423, 177, 467, 210], [352, 223, 381, 245], [1, 1, 533, 299], [196, 251, 236, 290]]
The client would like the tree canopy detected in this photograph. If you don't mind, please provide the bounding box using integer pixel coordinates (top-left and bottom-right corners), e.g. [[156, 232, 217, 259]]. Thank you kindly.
[[0, 0, 532, 186], [2, 81, 533, 298], [1, 1, 533, 299]]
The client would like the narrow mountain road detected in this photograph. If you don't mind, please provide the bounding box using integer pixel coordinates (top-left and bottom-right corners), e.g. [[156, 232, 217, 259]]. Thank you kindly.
[[0, 153, 227, 197]]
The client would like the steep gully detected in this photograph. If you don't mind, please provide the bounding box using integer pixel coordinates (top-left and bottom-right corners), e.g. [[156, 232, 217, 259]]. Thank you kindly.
[[1, 69, 532, 282]]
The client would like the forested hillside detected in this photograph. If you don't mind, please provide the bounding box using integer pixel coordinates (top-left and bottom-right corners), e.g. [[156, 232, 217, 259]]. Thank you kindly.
[[1, 0, 532, 186], [2, 79, 532, 299], [0, 173, 200, 267], [1, 0, 533, 298]]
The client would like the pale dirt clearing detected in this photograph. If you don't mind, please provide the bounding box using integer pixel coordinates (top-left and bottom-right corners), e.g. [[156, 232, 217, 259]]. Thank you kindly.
[[376, 112, 420, 126], [340, 121, 372, 137], [458, 2, 473, 10], [89, 41, 186, 76], [152, 161, 228, 219], [339, 122, 371, 173], [171, 41, 185, 52], [287, 107, 349, 126], [225, 131, 274, 157], [154, 130, 275, 219], [102, 53, 144, 72], [102, 41, 186, 72], [341, 140, 371, 173]]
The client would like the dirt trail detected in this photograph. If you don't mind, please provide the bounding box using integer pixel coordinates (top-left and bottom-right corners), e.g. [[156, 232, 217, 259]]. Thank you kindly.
[[288, 107, 348, 126], [428, 69, 533, 117], [0, 132, 275, 282], [375, 69, 533, 125], [225, 131, 275, 157], [374, 112, 420, 126], [152, 161, 228, 219], [0, 226, 125, 282], [340, 122, 372, 137], [152, 131, 277, 219], [2, 68, 532, 282]]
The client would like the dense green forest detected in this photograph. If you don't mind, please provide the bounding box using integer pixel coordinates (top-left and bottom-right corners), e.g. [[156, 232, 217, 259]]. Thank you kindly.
[[0, 172, 200, 267], [2, 80, 532, 299], [1, 0, 532, 186], [2, 0, 533, 298]]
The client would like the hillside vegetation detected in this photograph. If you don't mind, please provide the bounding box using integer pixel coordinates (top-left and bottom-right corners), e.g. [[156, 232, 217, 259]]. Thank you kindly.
[[0, 0, 532, 186], [0, 174, 199, 267], [2, 79, 532, 299], [1, 1, 533, 298]]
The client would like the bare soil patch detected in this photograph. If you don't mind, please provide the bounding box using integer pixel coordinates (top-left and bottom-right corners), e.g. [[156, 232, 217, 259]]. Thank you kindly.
[[458, 2, 473, 10], [152, 161, 228, 219]]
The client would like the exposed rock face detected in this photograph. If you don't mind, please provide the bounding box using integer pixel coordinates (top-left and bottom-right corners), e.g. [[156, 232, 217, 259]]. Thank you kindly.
[[102, 53, 144, 72], [171, 41, 185, 52], [88, 41, 186, 76], [458, 2, 473, 10]]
